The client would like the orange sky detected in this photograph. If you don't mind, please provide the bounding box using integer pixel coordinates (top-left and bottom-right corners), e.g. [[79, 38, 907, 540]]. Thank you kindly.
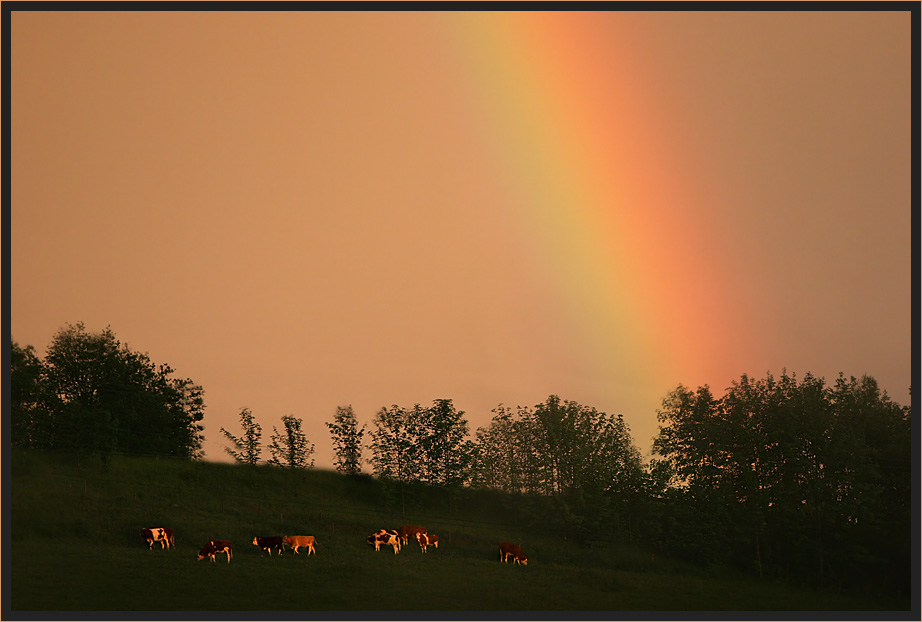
[[10, 11, 913, 467]]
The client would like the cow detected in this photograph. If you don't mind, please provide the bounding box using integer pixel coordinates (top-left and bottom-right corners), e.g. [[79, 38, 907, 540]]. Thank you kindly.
[[252, 536, 284, 555], [366, 529, 401, 554], [499, 541, 528, 566], [198, 540, 233, 563], [141, 527, 174, 550], [416, 532, 439, 553], [396, 525, 427, 546], [283, 535, 317, 555]]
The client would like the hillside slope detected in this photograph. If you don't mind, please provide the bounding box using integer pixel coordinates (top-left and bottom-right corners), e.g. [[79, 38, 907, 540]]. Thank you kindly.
[[7, 450, 904, 612]]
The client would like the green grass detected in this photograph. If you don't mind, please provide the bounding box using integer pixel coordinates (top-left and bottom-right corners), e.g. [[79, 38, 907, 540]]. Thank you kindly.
[[8, 449, 909, 612]]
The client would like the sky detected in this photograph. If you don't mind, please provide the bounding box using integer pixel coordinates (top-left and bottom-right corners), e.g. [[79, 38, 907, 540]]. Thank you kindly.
[[10, 10, 913, 468]]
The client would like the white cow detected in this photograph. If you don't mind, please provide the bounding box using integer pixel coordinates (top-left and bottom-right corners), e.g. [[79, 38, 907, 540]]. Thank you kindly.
[[366, 529, 401, 554]]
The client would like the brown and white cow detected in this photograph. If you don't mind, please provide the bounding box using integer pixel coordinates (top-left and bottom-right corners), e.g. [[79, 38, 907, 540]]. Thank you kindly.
[[396, 525, 427, 546], [499, 541, 528, 565], [283, 535, 317, 555], [366, 529, 401, 554], [198, 540, 233, 563], [416, 532, 439, 553], [252, 536, 284, 555], [141, 527, 174, 550]]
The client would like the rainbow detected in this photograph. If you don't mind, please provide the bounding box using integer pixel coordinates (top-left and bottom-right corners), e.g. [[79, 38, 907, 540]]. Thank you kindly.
[[441, 12, 750, 403]]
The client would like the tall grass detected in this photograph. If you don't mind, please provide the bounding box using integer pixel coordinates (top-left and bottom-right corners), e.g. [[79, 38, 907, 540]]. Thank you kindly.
[[8, 449, 908, 612]]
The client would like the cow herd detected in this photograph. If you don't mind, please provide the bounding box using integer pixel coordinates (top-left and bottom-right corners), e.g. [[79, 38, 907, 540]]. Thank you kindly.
[[252, 535, 317, 556], [139, 524, 527, 566], [364, 525, 438, 554]]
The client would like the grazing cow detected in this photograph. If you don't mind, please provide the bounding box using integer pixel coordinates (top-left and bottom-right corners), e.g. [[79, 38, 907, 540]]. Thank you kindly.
[[198, 540, 233, 563], [366, 529, 401, 554], [252, 536, 285, 555], [396, 525, 427, 546], [283, 535, 317, 555], [499, 542, 528, 566], [416, 532, 439, 553], [141, 527, 175, 550]]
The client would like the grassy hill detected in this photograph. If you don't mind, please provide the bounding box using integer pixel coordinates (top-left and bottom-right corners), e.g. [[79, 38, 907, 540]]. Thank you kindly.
[[7, 449, 908, 613]]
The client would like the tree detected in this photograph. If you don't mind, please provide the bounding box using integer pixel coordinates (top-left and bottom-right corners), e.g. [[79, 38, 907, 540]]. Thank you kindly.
[[326, 405, 365, 475], [415, 399, 476, 486], [473, 396, 644, 499], [267, 415, 314, 469], [472, 396, 645, 540], [220, 407, 262, 465], [10, 339, 47, 448], [368, 399, 475, 486], [652, 371, 911, 591], [471, 406, 524, 491], [166, 376, 206, 461], [368, 404, 417, 481], [13, 323, 204, 461]]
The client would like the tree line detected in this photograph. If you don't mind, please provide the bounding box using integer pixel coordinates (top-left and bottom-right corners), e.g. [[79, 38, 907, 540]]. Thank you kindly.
[[9, 324, 912, 596], [648, 372, 912, 594], [10, 323, 204, 462]]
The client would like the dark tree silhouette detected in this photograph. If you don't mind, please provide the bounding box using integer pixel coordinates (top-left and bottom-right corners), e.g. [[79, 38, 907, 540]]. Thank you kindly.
[[267, 414, 314, 469], [368, 399, 474, 486], [220, 407, 263, 465], [10, 323, 204, 461], [652, 371, 911, 592], [326, 405, 365, 475]]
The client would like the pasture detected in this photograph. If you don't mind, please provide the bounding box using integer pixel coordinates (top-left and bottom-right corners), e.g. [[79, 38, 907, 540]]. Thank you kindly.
[[7, 449, 906, 613]]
